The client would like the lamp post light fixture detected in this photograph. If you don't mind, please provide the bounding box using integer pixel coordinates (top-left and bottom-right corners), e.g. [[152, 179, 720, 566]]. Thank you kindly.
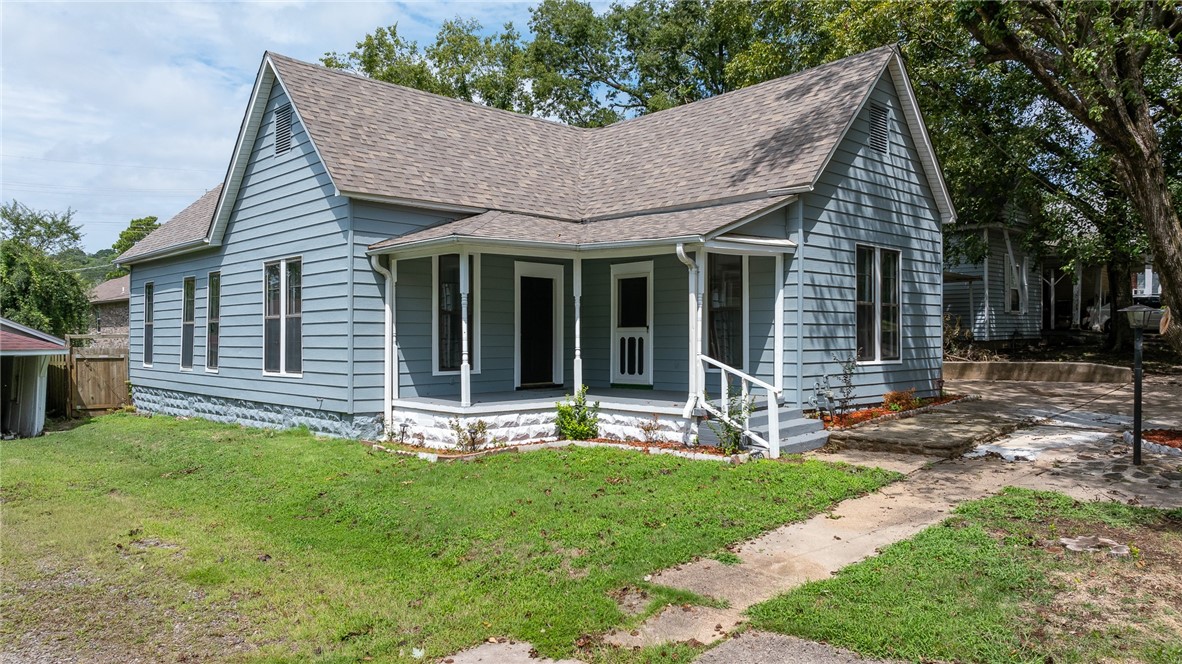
[[1119, 304, 1156, 466]]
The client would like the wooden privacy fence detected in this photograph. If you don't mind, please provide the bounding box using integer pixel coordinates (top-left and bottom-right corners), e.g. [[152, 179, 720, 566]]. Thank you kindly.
[[45, 335, 130, 416]]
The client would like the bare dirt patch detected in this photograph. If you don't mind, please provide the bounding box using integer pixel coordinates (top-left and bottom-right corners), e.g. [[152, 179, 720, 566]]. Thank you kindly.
[[608, 586, 650, 617], [1023, 517, 1182, 653], [0, 562, 255, 664]]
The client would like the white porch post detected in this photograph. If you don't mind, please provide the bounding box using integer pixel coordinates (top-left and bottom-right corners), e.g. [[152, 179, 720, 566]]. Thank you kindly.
[[695, 248, 707, 400], [390, 258, 399, 403], [774, 253, 784, 396], [459, 249, 471, 407], [573, 256, 583, 390]]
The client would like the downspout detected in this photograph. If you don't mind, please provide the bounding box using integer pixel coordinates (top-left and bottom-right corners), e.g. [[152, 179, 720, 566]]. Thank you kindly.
[[369, 254, 393, 436], [795, 201, 806, 409], [676, 243, 698, 419]]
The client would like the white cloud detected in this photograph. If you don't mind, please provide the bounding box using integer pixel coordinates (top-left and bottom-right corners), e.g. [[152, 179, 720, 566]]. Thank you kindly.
[[1, 0, 535, 252]]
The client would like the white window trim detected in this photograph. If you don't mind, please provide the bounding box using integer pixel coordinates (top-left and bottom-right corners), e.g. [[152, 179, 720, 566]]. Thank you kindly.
[[513, 261, 565, 388], [179, 275, 196, 371], [262, 256, 303, 378], [431, 253, 482, 376], [142, 281, 154, 368], [205, 270, 220, 373], [856, 244, 904, 366], [610, 260, 654, 385], [1003, 253, 1028, 315]]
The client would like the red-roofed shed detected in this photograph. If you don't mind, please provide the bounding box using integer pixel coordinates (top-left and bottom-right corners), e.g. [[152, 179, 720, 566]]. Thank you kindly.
[[1, 318, 67, 437]]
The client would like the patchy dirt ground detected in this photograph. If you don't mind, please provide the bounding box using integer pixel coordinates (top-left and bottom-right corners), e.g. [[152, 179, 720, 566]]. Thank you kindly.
[[1019, 515, 1182, 657], [0, 555, 256, 663]]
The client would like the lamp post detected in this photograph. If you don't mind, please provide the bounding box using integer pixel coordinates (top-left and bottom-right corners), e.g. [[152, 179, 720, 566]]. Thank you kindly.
[[1119, 304, 1156, 466]]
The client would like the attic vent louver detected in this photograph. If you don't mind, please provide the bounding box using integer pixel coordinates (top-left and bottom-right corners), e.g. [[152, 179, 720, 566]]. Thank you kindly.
[[869, 103, 889, 154], [274, 104, 293, 156]]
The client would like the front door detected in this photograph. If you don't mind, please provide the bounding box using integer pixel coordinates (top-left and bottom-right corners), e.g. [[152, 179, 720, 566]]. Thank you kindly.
[[520, 276, 553, 386], [611, 261, 653, 385], [515, 262, 564, 388]]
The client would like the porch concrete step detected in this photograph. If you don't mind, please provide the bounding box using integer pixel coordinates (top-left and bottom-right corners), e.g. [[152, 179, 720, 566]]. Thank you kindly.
[[778, 429, 830, 455], [695, 407, 828, 456]]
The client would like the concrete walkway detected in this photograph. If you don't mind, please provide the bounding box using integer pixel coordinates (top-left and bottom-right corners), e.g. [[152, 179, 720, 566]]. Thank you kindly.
[[442, 377, 1182, 664]]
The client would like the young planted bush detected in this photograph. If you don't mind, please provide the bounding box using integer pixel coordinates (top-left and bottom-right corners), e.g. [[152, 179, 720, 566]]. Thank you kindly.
[[555, 385, 599, 440], [883, 388, 920, 412]]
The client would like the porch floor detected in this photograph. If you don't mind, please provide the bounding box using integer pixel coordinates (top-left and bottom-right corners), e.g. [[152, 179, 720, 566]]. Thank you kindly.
[[394, 387, 688, 415]]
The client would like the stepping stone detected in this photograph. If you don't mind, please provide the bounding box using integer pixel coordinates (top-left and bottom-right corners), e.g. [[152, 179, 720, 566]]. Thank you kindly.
[[441, 641, 583, 664]]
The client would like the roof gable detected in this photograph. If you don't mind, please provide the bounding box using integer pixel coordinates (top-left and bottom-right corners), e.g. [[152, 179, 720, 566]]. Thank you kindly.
[[0, 317, 67, 354]]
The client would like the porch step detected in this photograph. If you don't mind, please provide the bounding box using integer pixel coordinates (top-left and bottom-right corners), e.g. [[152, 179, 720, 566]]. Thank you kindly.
[[695, 406, 829, 456]]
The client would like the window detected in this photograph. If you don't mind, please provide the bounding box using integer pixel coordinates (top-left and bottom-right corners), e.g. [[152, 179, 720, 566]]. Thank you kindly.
[[264, 258, 301, 375], [856, 245, 902, 362], [206, 271, 220, 370], [274, 104, 293, 155], [143, 282, 154, 366], [434, 254, 479, 373], [869, 103, 889, 153], [1004, 253, 1026, 314], [707, 254, 743, 368], [181, 277, 195, 368]]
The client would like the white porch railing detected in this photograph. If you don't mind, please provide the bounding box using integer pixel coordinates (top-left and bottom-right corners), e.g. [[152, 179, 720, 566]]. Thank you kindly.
[[697, 354, 781, 459]]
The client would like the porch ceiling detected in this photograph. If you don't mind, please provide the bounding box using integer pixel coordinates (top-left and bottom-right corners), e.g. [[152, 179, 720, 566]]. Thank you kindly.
[[367, 195, 795, 255]]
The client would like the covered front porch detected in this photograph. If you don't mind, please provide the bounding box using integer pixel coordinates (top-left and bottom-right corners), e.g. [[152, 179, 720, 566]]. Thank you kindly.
[[368, 233, 802, 453]]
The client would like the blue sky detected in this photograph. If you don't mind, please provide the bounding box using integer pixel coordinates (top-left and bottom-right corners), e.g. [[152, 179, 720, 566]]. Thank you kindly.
[[1, 1, 539, 253]]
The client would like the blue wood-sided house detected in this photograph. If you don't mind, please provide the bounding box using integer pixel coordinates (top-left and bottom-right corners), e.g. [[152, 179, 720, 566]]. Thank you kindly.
[[118, 46, 954, 456]]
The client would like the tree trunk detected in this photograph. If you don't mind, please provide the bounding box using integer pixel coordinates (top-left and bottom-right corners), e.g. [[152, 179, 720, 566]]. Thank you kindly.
[[1116, 133, 1182, 354], [1105, 258, 1133, 352]]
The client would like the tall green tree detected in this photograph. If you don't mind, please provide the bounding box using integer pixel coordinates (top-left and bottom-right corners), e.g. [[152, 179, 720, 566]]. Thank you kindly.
[[957, 0, 1182, 350], [0, 201, 90, 337], [106, 215, 159, 279]]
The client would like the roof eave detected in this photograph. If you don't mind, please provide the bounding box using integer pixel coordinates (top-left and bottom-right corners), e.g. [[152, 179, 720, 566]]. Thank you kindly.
[[367, 234, 706, 257], [0, 317, 67, 347], [116, 239, 209, 266]]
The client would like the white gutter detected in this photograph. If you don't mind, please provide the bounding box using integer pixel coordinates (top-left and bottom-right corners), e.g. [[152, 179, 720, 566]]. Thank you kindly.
[[369, 254, 394, 435], [675, 243, 700, 419], [367, 233, 706, 256], [115, 239, 209, 267]]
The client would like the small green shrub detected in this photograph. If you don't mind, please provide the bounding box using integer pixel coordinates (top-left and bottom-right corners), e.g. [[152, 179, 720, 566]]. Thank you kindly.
[[555, 386, 599, 440], [705, 390, 756, 455], [449, 418, 490, 452]]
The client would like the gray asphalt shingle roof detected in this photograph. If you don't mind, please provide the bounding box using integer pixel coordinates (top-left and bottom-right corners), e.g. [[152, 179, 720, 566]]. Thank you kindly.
[[118, 184, 222, 262], [123, 47, 896, 260]]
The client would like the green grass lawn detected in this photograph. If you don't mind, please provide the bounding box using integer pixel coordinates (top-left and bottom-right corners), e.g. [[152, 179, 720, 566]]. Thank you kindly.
[[748, 488, 1182, 664], [1, 413, 896, 663]]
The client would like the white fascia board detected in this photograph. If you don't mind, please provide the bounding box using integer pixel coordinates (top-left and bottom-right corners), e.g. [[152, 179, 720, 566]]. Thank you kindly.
[[705, 236, 797, 256], [887, 53, 957, 225], [116, 239, 210, 267], [367, 234, 705, 259], [0, 349, 69, 357], [0, 318, 67, 347]]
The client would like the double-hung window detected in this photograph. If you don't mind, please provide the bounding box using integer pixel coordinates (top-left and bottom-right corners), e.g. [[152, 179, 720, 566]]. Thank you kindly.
[[143, 282, 154, 366], [1004, 254, 1027, 314], [264, 258, 302, 375], [181, 277, 195, 369], [707, 254, 743, 368], [206, 271, 220, 370], [856, 245, 901, 362], [434, 254, 479, 373]]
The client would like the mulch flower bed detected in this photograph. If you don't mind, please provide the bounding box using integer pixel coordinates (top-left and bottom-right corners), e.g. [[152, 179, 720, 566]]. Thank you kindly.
[[818, 394, 967, 430], [1143, 429, 1182, 450]]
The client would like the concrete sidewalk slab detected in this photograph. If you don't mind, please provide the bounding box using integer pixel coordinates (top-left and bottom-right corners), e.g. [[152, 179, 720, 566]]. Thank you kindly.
[[440, 641, 582, 664], [695, 632, 900, 664]]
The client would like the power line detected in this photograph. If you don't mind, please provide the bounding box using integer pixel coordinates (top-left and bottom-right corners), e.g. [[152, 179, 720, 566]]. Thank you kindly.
[[0, 153, 222, 174]]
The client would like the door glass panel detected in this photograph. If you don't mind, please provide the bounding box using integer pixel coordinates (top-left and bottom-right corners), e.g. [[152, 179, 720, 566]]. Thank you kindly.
[[618, 277, 647, 328]]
